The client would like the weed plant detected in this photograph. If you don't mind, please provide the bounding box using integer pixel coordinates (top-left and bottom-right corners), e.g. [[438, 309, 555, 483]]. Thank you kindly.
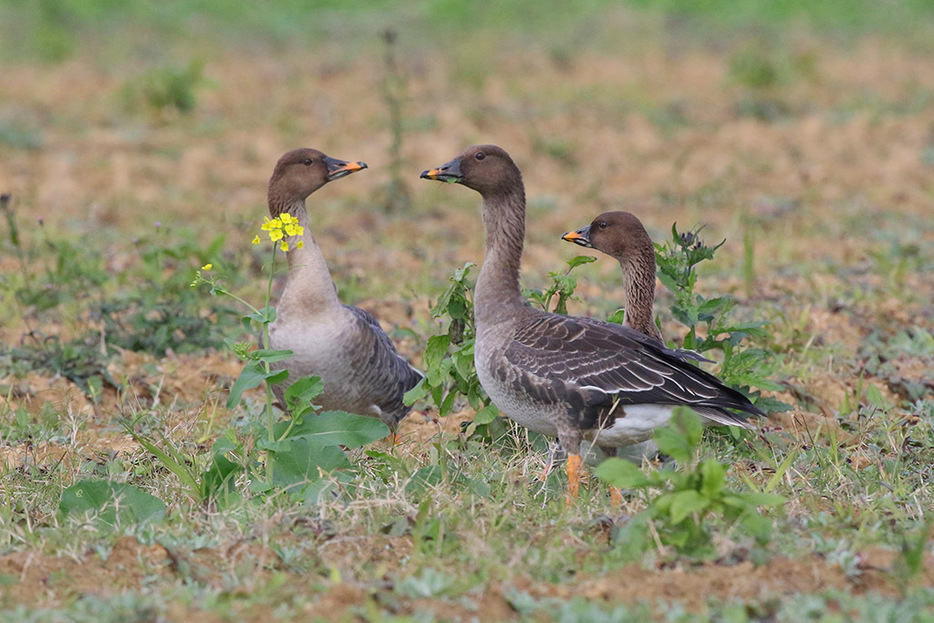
[[596, 410, 786, 556], [126, 214, 392, 508], [414, 222, 787, 436]]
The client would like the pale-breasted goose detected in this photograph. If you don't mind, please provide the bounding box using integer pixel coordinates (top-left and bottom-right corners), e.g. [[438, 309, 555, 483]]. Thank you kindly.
[[562, 211, 664, 344], [421, 145, 764, 497], [265, 148, 422, 429]]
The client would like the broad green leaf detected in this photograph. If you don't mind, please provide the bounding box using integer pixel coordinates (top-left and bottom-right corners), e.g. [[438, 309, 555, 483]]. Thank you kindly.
[[60, 480, 166, 527], [452, 348, 475, 382], [272, 411, 390, 447], [664, 490, 709, 524], [403, 377, 429, 406], [473, 404, 499, 425], [265, 439, 349, 488], [566, 255, 597, 269], [447, 297, 467, 320], [227, 361, 289, 409], [594, 458, 651, 489], [424, 334, 451, 370]]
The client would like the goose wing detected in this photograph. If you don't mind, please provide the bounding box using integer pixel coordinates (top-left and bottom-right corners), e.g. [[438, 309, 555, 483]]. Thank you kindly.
[[503, 313, 763, 427], [346, 305, 424, 424]]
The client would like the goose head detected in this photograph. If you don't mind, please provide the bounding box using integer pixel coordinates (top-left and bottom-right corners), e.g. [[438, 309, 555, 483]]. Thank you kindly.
[[420, 144, 521, 197], [562, 211, 653, 262], [269, 148, 367, 204]]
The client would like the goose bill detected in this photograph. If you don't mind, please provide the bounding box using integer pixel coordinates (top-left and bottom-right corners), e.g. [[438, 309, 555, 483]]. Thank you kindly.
[[562, 226, 593, 248], [325, 157, 368, 181], [420, 159, 462, 183]]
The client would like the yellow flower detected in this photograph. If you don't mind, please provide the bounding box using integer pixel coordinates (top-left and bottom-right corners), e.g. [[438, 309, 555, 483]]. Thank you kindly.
[[261, 217, 283, 231], [296, 240, 304, 249], [201, 263, 213, 271], [252, 235, 260, 245], [269, 229, 284, 242], [280, 242, 289, 252], [284, 223, 299, 236], [279, 213, 295, 225]]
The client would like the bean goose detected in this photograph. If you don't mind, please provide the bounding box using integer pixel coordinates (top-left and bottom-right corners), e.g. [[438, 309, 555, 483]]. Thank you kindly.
[[562, 211, 664, 344], [420, 145, 764, 498], [265, 148, 422, 429]]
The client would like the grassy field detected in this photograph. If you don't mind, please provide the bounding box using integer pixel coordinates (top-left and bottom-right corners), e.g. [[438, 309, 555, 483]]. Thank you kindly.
[[2, 1, 934, 620]]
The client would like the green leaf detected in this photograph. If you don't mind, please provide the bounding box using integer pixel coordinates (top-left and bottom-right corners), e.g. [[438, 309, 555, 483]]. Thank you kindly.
[[447, 297, 467, 320], [403, 377, 429, 406], [227, 361, 288, 409], [452, 347, 476, 382], [699, 458, 726, 498], [200, 440, 243, 503], [60, 480, 166, 527], [607, 309, 626, 325], [265, 439, 349, 488], [424, 334, 451, 370], [473, 404, 499, 425], [284, 375, 324, 416], [272, 411, 390, 447], [664, 490, 709, 524], [250, 348, 293, 363], [653, 424, 693, 464], [566, 255, 597, 269], [594, 458, 651, 488]]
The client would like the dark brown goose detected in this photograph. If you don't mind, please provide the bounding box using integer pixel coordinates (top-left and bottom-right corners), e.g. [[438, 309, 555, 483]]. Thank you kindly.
[[562, 211, 664, 344], [421, 145, 764, 497], [265, 148, 422, 429]]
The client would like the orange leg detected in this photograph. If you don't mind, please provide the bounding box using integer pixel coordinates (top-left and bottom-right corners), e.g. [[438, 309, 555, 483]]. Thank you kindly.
[[609, 486, 623, 506], [565, 454, 582, 502]]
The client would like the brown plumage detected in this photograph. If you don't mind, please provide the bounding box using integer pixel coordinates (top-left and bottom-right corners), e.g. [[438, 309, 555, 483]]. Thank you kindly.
[[562, 211, 664, 343], [264, 148, 422, 429], [421, 145, 764, 498]]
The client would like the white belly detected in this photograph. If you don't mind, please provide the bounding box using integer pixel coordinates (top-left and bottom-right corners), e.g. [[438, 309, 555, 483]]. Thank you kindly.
[[582, 405, 674, 446]]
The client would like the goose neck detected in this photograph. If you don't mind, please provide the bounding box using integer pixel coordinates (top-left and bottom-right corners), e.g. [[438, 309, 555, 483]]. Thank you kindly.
[[620, 248, 661, 340], [475, 190, 526, 324], [268, 197, 341, 316]]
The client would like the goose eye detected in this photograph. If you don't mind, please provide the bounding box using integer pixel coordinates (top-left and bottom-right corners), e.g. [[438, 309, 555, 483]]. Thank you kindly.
[[597, 221, 608, 229], [475, 152, 486, 161], [303, 158, 313, 166]]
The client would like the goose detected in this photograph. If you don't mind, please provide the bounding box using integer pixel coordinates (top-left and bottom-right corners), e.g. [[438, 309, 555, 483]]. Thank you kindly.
[[420, 145, 764, 498], [265, 148, 422, 430], [562, 211, 664, 344]]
